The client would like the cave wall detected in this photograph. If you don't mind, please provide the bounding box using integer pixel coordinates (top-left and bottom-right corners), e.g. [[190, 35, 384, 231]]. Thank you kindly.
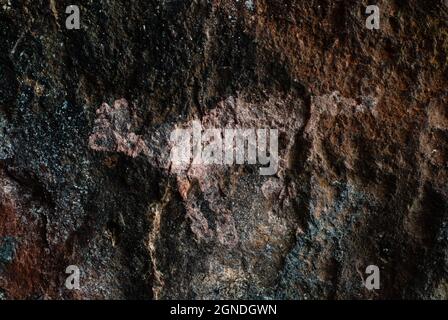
[[0, 0, 447, 299]]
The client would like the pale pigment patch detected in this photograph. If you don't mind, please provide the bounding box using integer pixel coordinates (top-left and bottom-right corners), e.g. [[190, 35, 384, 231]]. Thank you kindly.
[[166, 95, 304, 247], [87, 95, 303, 248], [245, 0, 254, 11], [88, 99, 149, 158], [305, 91, 378, 134]]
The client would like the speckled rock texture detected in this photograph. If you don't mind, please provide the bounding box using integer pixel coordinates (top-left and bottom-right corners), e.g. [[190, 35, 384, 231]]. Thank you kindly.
[[0, 0, 447, 299]]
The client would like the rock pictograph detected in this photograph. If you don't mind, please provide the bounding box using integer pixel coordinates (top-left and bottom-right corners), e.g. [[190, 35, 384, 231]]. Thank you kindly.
[[0, 0, 447, 299]]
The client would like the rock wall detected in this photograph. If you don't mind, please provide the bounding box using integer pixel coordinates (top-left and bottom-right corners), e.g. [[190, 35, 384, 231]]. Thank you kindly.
[[0, 0, 447, 299]]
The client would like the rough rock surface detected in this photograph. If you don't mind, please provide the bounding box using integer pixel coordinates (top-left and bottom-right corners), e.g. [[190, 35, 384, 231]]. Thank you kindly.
[[0, 0, 447, 299]]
